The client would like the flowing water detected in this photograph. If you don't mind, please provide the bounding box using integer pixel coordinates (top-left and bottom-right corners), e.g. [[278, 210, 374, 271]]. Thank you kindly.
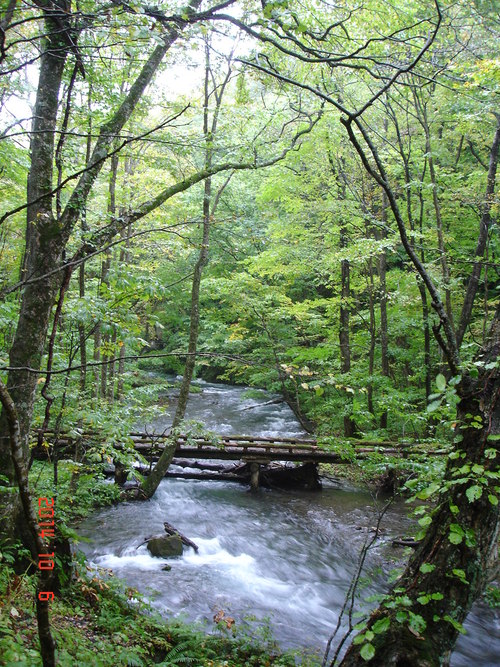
[[78, 379, 500, 665]]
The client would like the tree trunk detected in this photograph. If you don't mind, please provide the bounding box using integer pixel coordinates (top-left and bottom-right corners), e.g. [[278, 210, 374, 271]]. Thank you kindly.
[[418, 280, 432, 402], [367, 255, 376, 416], [172, 40, 233, 428], [93, 323, 101, 401], [144, 40, 235, 497], [0, 6, 68, 485], [456, 115, 500, 348], [172, 175, 211, 427], [377, 195, 389, 430], [0, 378, 56, 666], [340, 307, 499, 666], [107, 328, 117, 403], [140, 441, 178, 499], [78, 264, 87, 393], [0, 0, 199, 488], [339, 226, 356, 437], [414, 93, 455, 335], [116, 342, 126, 400]]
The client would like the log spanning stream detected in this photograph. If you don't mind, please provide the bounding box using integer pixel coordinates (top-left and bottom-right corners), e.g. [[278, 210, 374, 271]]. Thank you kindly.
[[78, 379, 499, 665]]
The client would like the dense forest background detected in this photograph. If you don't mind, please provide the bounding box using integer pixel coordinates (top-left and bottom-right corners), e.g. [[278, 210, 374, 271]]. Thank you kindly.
[[0, 0, 498, 665]]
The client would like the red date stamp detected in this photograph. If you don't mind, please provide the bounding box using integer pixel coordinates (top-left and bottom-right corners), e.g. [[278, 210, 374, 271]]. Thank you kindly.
[[37, 497, 55, 602]]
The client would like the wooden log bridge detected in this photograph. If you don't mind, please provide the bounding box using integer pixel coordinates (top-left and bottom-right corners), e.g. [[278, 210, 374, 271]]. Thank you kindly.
[[127, 432, 447, 491], [33, 429, 448, 491], [127, 431, 442, 463]]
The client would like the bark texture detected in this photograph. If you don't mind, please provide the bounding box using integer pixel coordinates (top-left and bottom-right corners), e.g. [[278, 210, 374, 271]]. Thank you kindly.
[[0, 379, 56, 666], [340, 307, 499, 666], [456, 115, 500, 348], [0, 0, 200, 514]]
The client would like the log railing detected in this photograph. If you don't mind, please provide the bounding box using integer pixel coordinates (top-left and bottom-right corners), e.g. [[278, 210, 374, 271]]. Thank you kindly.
[[32, 429, 448, 464]]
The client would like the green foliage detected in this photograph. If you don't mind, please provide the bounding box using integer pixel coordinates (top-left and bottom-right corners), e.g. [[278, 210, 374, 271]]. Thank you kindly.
[[29, 461, 121, 526]]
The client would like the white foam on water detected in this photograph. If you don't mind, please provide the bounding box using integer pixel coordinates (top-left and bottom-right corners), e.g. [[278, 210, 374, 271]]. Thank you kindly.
[[183, 537, 255, 570], [94, 552, 162, 571]]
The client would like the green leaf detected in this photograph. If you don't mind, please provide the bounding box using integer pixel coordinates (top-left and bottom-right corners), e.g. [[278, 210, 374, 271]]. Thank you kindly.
[[419, 563, 436, 574], [417, 482, 440, 500], [408, 612, 426, 634], [360, 643, 376, 661], [488, 494, 498, 506], [427, 399, 442, 413], [418, 515, 432, 528], [436, 373, 446, 391], [452, 568, 469, 584], [443, 615, 466, 634], [372, 617, 390, 634], [466, 485, 483, 502], [449, 524, 465, 544]]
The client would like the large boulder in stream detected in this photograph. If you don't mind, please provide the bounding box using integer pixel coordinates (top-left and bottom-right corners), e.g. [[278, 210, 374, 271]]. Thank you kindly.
[[147, 535, 183, 558]]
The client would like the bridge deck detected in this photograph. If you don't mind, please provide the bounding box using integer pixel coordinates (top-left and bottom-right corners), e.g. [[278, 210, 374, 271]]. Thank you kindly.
[[125, 432, 443, 464], [34, 430, 447, 465]]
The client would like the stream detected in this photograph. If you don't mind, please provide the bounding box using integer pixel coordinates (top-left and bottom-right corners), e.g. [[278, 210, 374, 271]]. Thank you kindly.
[[78, 379, 500, 665]]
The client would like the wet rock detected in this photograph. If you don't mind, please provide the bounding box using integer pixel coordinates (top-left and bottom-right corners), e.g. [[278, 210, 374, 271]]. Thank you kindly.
[[147, 535, 183, 558]]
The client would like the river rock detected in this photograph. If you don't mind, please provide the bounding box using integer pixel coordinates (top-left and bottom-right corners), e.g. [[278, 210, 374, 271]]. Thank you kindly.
[[147, 535, 183, 558]]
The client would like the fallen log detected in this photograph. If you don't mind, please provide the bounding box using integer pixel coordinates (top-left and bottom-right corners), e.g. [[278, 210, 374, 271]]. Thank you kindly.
[[164, 471, 246, 483], [170, 459, 240, 472], [164, 520, 199, 552], [239, 398, 284, 411], [392, 538, 421, 548]]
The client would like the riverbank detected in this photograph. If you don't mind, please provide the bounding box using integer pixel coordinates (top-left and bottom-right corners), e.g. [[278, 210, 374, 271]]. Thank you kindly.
[[0, 555, 319, 666], [0, 459, 321, 666]]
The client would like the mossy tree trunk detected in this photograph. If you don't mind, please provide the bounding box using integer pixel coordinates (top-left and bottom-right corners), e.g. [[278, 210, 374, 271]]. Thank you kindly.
[[340, 307, 499, 666], [0, 0, 201, 539]]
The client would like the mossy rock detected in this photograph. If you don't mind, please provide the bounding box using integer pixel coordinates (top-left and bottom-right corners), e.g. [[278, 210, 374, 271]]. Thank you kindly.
[[147, 535, 183, 558]]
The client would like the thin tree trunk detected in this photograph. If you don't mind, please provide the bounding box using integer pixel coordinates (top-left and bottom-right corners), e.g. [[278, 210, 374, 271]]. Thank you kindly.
[[93, 323, 101, 401], [100, 153, 118, 398], [145, 40, 235, 497], [456, 115, 500, 348], [378, 191, 389, 430], [99, 252, 111, 399], [172, 179, 211, 428], [414, 93, 455, 332], [418, 281, 432, 400], [116, 342, 126, 399], [172, 40, 232, 428], [107, 328, 117, 403], [78, 264, 87, 393], [367, 255, 376, 416], [388, 92, 432, 405], [339, 225, 355, 437]]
